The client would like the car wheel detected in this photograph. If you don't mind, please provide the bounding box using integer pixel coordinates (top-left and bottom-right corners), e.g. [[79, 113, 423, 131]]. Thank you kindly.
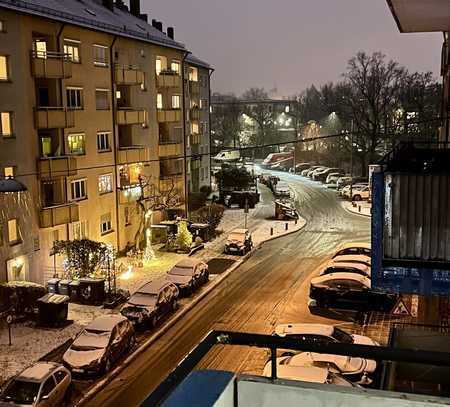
[[128, 335, 136, 350], [151, 315, 158, 328], [353, 194, 362, 201]]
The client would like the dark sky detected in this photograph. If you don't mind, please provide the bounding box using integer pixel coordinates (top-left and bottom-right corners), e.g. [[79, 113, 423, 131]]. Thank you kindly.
[[143, 0, 442, 97]]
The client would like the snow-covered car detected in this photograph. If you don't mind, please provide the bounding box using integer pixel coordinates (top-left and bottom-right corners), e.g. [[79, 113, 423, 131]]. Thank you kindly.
[[121, 279, 179, 327], [313, 168, 342, 182], [274, 181, 290, 197], [309, 272, 397, 312], [304, 166, 323, 177], [224, 228, 253, 255], [0, 362, 71, 407], [289, 163, 313, 174], [326, 172, 345, 185], [262, 362, 356, 387], [332, 254, 371, 268], [166, 258, 209, 296], [309, 167, 328, 179], [332, 244, 371, 258], [274, 352, 376, 385], [63, 315, 134, 377], [320, 261, 371, 278]]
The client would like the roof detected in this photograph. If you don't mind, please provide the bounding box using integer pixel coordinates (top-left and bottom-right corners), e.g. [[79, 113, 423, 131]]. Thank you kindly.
[[87, 314, 126, 332], [17, 362, 61, 382], [386, 0, 450, 33], [186, 54, 211, 70], [274, 323, 334, 338], [137, 278, 172, 294], [175, 258, 203, 268], [0, 0, 185, 50], [311, 272, 370, 287]]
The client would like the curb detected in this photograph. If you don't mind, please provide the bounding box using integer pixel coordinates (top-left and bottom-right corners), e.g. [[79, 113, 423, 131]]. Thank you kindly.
[[75, 219, 307, 407], [341, 202, 371, 218]]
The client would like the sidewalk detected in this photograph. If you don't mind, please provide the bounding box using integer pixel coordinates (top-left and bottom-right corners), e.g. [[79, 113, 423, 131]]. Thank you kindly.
[[342, 200, 372, 217]]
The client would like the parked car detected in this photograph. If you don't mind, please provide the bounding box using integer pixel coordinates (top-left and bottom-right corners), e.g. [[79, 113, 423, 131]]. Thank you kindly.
[[258, 173, 271, 185], [262, 362, 356, 387], [289, 163, 313, 174], [63, 315, 134, 376], [341, 183, 368, 199], [273, 352, 376, 385], [319, 261, 371, 278], [224, 228, 253, 255], [332, 244, 371, 258], [309, 272, 397, 312], [352, 185, 370, 201], [336, 177, 367, 191], [308, 167, 327, 179], [274, 181, 290, 197], [313, 168, 342, 182], [332, 254, 371, 268], [120, 279, 179, 327], [166, 259, 209, 296], [304, 166, 323, 177], [0, 362, 71, 406], [261, 152, 293, 168], [326, 172, 346, 185]]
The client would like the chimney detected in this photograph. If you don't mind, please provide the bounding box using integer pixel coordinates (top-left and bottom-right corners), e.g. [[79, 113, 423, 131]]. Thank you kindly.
[[156, 21, 163, 32], [139, 14, 148, 23], [102, 0, 113, 11], [115, 0, 128, 11], [130, 0, 140, 17], [152, 19, 158, 28], [167, 27, 174, 39]]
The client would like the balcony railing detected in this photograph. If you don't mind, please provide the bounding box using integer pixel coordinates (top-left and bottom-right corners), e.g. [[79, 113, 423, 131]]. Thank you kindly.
[[117, 146, 150, 165], [189, 80, 200, 94], [190, 107, 200, 121], [159, 142, 183, 157], [38, 156, 77, 178], [40, 203, 79, 228], [117, 108, 147, 125], [115, 64, 144, 85], [157, 71, 181, 88], [190, 132, 201, 146], [157, 109, 181, 123], [31, 50, 72, 79], [35, 107, 75, 129]]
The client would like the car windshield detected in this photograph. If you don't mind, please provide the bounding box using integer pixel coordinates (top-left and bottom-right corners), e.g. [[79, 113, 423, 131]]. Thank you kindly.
[[169, 266, 193, 276], [228, 233, 245, 241], [332, 328, 353, 344], [1, 379, 40, 405], [71, 329, 110, 350]]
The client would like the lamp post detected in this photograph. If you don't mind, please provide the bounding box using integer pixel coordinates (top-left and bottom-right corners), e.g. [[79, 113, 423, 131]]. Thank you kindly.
[[350, 119, 354, 199]]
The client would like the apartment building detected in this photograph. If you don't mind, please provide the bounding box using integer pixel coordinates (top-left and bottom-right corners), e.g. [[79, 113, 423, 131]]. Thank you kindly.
[[0, 0, 212, 283]]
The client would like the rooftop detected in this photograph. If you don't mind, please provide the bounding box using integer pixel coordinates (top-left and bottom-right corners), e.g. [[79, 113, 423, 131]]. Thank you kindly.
[[17, 362, 60, 382]]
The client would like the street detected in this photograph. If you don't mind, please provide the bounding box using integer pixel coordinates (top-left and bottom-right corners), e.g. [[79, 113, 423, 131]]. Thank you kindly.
[[81, 172, 370, 407]]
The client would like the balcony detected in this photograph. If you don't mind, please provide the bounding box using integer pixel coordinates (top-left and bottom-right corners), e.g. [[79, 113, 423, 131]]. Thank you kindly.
[[117, 109, 147, 125], [190, 132, 201, 146], [156, 71, 181, 88], [117, 146, 150, 165], [190, 107, 200, 121], [157, 109, 181, 123], [38, 156, 77, 178], [115, 65, 144, 86], [159, 142, 183, 157], [40, 203, 79, 228], [35, 107, 75, 129], [31, 51, 72, 79], [189, 80, 200, 95]]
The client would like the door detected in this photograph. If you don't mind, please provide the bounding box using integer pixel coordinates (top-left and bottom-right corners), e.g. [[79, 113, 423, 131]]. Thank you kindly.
[[41, 136, 52, 156], [52, 370, 70, 405], [38, 87, 50, 107]]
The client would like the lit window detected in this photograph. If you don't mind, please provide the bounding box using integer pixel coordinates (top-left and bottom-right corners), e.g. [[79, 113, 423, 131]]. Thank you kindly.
[[34, 40, 47, 59], [171, 61, 180, 74], [72, 221, 88, 240], [66, 88, 83, 109], [0, 55, 9, 81], [191, 121, 199, 134], [0, 112, 13, 137], [98, 174, 113, 194], [95, 89, 110, 110], [63, 39, 80, 63], [172, 95, 180, 109], [97, 132, 110, 152], [156, 56, 167, 74], [67, 133, 85, 155], [93, 44, 108, 66], [7, 219, 20, 244], [0, 20, 5, 33], [200, 99, 208, 110], [4, 166, 15, 178], [157, 93, 163, 110], [188, 67, 198, 82], [100, 213, 112, 235], [70, 179, 87, 201]]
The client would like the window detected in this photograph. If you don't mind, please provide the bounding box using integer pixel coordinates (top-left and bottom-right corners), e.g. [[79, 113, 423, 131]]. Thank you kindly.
[[0, 20, 5, 33], [156, 56, 167, 75], [171, 60, 180, 74], [70, 179, 87, 201], [0, 112, 13, 137], [95, 89, 110, 110], [4, 166, 15, 178], [200, 99, 208, 110], [189, 67, 198, 82], [93, 44, 108, 66], [100, 213, 112, 235], [0, 55, 9, 81], [98, 174, 113, 194], [97, 132, 111, 152], [171, 95, 180, 109], [66, 88, 83, 109], [7, 219, 20, 244], [191, 121, 199, 134], [67, 133, 85, 155], [54, 370, 68, 385], [72, 221, 88, 240], [40, 377, 56, 399], [63, 39, 80, 63], [157, 93, 163, 110]]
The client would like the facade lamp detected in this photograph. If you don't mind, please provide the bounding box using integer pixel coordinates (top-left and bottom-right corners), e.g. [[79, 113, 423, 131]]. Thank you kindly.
[[0, 176, 27, 193]]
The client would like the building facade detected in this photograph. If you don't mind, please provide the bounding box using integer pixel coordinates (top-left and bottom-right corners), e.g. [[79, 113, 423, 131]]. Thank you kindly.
[[0, 0, 212, 283]]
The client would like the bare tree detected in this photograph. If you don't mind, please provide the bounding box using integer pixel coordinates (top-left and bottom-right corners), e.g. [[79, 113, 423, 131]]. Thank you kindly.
[[211, 93, 243, 151]]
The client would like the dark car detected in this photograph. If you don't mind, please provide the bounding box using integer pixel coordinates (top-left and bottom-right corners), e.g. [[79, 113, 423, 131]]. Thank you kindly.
[[120, 279, 179, 327], [62, 315, 135, 376], [224, 228, 253, 255], [309, 273, 397, 312], [166, 259, 209, 296], [332, 244, 371, 258]]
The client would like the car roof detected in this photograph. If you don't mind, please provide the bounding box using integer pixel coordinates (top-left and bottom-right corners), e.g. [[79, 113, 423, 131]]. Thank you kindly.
[[87, 314, 127, 332], [333, 255, 371, 263], [174, 258, 202, 268], [311, 273, 370, 287], [232, 228, 249, 234], [338, 243, 371, 251], [137, 278, 174, 294], [275, 323, 334, 337], [17, 362, 62, 382], [327, 261, 369, 272], [269, 364, 329, 383]]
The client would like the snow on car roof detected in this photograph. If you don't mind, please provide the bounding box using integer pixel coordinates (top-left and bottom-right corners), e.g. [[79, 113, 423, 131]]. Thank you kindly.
[[174, 258, 202, 268], [263, 362, 329, 383], [338, 243, 371, 251], [275, 323, 334, 337], [311, 273, 370, 287], [332, 255, 371, 263], [290, 352, 363, 373], [137, 279, 172, 295], [18, 362, 60, 382], [87, 314, 127, 332], [232, 229, 248, 234], [326, 261, 370, 272]]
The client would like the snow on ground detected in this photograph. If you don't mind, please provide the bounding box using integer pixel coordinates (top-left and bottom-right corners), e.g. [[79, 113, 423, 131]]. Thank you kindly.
[[341, 200, 371, 217]]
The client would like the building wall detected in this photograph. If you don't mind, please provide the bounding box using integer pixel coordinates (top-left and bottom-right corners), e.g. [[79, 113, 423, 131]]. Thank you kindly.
[[441, 32, 449, 144]]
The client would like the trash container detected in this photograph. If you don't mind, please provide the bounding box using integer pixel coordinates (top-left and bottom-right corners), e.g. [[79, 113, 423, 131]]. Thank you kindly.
[[47, 278, 60, 294], [189, 223, 210, 242], [69, 280, 80, 303], [37, 293, 69, 327], [78, 278, 105, 305], [58, 280, 71, 296]]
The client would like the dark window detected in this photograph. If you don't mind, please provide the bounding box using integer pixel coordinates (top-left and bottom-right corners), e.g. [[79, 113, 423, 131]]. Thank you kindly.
[[54, 370, 67, 384], [40, 376, 56, 398]]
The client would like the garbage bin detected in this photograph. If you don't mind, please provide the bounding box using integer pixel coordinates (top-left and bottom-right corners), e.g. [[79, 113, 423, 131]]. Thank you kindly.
[[58, 280, 71, 296], [47, 278, 60, 294], [69, 280, 80, 303], [37, 293, 69, 327], [189, 223, 210, 242], [78, 278, 105, 305]]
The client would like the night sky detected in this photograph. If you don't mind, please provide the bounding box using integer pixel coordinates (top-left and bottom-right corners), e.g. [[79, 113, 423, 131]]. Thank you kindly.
[[143, 0, 442, 97]]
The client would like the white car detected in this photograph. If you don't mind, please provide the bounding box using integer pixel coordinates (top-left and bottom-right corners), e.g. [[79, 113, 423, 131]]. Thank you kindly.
[[262, 362, 356, 387], [341, 184, 368, 198], [351, 185, 370, 201], [332, 254, 371, 268], [320, 261, 371, 278], [274, 181, 290, 197], [333, 244, 371, 258]]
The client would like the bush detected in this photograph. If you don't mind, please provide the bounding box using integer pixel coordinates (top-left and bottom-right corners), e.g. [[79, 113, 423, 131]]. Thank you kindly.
[[188, 192, 207, 212], [191, 203, 225, 235], [200, 185, 212, 196]]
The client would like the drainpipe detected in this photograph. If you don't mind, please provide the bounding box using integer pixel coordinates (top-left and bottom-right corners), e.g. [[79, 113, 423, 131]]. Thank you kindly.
[[109, 35, 120, 252], [181, 51, 191, 219], [208, 68, 215, 192]]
